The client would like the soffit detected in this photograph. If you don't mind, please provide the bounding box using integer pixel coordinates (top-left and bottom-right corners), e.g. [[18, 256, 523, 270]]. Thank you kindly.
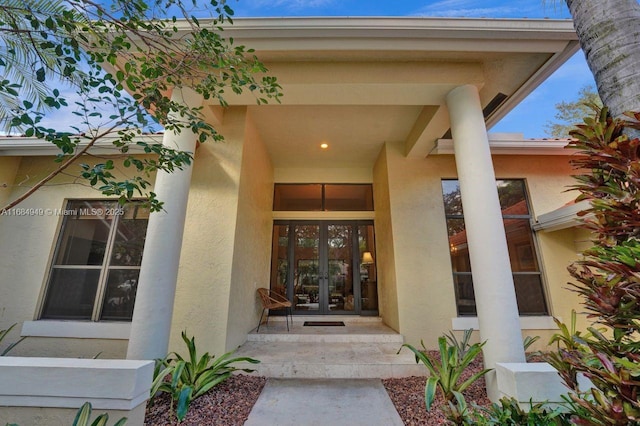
[[122, 17, 579, 169]]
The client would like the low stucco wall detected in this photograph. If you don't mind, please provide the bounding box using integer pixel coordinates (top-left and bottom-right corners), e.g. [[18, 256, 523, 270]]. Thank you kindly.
[[0, 357, 153, 426]]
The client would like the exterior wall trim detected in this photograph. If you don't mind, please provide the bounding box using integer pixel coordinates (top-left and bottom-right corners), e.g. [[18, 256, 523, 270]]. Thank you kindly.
[[21, 320, 131, 340], [452, 316, 558, 330]]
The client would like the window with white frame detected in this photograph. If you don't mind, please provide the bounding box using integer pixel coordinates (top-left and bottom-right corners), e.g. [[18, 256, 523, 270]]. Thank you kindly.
[[441, 179, 548, 316], [40, 200, 149, 321]]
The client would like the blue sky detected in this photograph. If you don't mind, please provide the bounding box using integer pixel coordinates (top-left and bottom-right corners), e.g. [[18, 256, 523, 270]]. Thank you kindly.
[[226, 0, 596, 138], [34, 0, 595, 138]]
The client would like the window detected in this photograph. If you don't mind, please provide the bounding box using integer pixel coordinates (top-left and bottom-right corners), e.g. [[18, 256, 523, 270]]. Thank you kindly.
[[41, 200, 149, 321], [442, 180, 548, 316], [273, 184, 373, 211]]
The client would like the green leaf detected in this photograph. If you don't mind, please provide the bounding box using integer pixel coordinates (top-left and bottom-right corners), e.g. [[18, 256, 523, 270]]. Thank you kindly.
[[424, 376, 439, 411], [176, 386, 193, 421]]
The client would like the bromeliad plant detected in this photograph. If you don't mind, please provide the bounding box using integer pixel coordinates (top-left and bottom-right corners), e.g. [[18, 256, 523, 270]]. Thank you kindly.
[[544, 106, 640, 425], [150, 331, 259, 422], [401, 335, 492, 412]]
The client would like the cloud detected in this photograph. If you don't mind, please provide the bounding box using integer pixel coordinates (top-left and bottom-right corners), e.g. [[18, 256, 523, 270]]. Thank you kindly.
[[412, 0, 566, 18]]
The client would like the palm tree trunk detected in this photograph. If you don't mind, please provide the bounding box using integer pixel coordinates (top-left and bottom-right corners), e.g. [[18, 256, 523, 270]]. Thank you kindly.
[[566, 0, 640, 118]]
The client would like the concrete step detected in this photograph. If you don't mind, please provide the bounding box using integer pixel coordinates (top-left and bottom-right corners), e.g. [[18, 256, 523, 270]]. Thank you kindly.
[[234, 341, 426, 379], [235, 318, 426, 379]]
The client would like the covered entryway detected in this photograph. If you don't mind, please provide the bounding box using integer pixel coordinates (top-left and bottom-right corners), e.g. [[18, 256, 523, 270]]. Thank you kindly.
[[270, 220, 377, 315]]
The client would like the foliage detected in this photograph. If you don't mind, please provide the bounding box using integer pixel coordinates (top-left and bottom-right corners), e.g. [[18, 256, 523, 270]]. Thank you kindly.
[[459, 397, 568, 426], [150, 331, 260, 421], [523, 335, 540, 352], [0, 323, 26, 356], [445, 328, 474, 361], [72, 402, 127, 426], [545, 85, 602, 138], [4, 402, 126, 426], [544, 106, 640, 425], [0, 0, 281, 212], [401, 335, 492, 411]]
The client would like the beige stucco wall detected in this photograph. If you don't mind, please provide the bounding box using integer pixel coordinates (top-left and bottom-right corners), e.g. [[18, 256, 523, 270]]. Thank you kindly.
[[383, 141, 459, 347], [372, 144, 400, 331], [168, 106, 249, 355], [0, 156, 151, 358], [225, 111, 274, 350], [381, 144, 583, 349], [0, 156, 21, 207]]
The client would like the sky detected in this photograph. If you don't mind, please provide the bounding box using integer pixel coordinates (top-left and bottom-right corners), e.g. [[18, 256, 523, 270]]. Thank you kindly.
[[34, 0, 596, 139], [225, 0, 596, 139]]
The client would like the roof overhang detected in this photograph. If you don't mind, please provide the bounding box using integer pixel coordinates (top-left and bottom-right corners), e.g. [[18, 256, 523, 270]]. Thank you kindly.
[[7, 17, 579, 168], [533, 200, 591, 232]]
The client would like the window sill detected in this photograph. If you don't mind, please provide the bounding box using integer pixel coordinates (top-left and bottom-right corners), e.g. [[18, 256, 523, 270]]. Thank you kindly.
[[451, 316, 559, 331], [21, 320, 131, 340]]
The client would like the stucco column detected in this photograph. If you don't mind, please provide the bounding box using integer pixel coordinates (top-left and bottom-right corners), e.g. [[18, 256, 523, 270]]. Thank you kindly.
[[446, 85, 526, 401], [127, 87, 203, 360]]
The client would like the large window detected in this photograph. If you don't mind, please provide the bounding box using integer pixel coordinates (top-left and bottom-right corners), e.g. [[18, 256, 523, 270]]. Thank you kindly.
[[41, 200, 149, 321], [442, 180, 548, 316]]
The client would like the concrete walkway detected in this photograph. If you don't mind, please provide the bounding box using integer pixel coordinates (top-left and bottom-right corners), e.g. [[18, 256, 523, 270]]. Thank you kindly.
[[244, 378, 404, 426]]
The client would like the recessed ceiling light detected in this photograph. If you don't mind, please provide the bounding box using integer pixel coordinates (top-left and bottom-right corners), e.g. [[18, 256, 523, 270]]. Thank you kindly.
[[320, 143, 329, 149]]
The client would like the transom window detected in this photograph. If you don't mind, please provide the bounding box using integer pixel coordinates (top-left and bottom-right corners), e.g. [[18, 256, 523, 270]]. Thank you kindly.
[[41, 200, 149, 321], [442, 179, 548, 316], [273, 184, 374, 211]]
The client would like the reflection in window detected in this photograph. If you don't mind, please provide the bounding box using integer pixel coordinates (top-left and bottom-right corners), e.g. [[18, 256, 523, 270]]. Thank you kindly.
[[41, 200, 148, 321], [442, 180, 547, 316]]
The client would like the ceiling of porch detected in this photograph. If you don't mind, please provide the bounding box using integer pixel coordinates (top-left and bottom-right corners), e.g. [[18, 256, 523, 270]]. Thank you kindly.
[[195, 17, 579, 169]]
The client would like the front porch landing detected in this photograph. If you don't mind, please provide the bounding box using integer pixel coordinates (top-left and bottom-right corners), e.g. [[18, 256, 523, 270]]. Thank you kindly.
[[233, 316, 426, 379]]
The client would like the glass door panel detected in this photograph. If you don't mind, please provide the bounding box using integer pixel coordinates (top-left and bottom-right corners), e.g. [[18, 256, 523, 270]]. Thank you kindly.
[[359, 224, 378, 311], [327, 225, 354, 312], [270, 220, 378, 315], [293, 224, 320, 312]]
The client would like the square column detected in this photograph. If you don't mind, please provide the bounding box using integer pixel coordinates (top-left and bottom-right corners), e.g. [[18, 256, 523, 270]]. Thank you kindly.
[[126, 87, 203, 360], [446, 85, 526, 401]]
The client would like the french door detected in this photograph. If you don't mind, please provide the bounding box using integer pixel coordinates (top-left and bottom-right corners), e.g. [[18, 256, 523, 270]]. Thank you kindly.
[[270, 220, 378, 315]]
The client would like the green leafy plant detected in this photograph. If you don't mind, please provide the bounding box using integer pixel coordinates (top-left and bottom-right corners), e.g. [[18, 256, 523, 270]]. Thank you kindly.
[[0, 323, 26, 356], [150, 331, 260, 421], [72, 402, 127, 426], [466, 397, 567, 426], [445, 328, 474, 361], [401, 335, 492, 411], [544, 106, 640, 425], [522, 335, 540, 352], [4, 402, 126, 426]]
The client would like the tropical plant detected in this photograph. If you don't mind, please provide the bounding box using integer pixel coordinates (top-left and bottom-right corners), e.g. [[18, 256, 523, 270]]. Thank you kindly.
[[72, 402, 127, 426], [1, 0, 281, 212], [4, 402, 126, 426], [544, 106, 640, 425], [0, 323, 25, 356], [464, 397, 568, 426], [522, 335, 540, 352], [150, 331, 260, 421], [445, 328, 474, 362], [401, 335, 492, 411]]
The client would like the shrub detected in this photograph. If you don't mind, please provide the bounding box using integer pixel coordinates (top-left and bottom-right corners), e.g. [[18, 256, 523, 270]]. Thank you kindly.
[[467, 397, 567, 426], [545, 106, 640, 425], [150, 331, 259, 421], [401, 335, 491, 411]]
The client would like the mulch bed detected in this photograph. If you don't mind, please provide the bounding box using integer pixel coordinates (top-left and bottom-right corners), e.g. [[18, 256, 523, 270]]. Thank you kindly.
[[382, 350, 491, 425], [144, 352, 546, 425], [144, 374, 266, 426]]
